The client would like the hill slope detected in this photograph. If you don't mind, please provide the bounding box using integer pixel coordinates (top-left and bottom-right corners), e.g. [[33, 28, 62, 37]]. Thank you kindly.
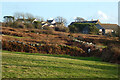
[[2, 51, 118, 78]]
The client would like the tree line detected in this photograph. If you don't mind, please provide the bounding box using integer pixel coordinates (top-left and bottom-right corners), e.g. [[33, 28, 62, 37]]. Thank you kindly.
[[3, 12, 68, 26], [2, 12, 86, 32], [3, 12, 85, 26]]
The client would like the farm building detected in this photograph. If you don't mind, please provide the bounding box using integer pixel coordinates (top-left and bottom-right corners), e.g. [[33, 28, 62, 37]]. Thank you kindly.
[[99, 24, 119, 34], [42, 19, 65, 28], [41, 19, 56, 28], [69, 19, 118, 35], [70, 19, 100, 25], [69, 19, 105, 35]]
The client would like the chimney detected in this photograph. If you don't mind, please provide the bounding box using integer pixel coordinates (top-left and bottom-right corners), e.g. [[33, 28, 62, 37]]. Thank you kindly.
[[97, 19, 99, 22]]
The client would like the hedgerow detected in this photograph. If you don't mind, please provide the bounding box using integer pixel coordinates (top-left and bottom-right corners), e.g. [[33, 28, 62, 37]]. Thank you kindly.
[[2, 40, 86, 57]]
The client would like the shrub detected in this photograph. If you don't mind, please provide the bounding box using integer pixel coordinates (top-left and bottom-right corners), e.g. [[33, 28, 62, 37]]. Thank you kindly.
[[13, 22, 25, 28], [2, 40, 86, 57], [18, 24, 26, 28], [2, 30, 25, 37], [2, 40, 38, 53], [54, 27, 69, 32], [101, 44, 120, 63], [33, 21, 42, 29], [9, 28, 16, 31], [30, 30, 36, 33], [43, 26, 54, 31], [42, 30, 54, 35], [60, 45, 86, 56], [68, 25, 78, 33], [89, 25, 99, 34], [2, 23, 6, 27], [25, 23, 34, 29], [3, 22, 14, 27]]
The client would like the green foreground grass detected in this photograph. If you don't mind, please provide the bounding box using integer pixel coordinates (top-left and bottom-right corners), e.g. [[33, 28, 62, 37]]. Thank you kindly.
[[2, 50, 118, 78]]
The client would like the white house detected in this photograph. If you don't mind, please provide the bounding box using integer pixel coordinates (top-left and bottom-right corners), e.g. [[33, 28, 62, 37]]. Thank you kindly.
[[41, 18, 56, 28], [32, 19, 38, 23]]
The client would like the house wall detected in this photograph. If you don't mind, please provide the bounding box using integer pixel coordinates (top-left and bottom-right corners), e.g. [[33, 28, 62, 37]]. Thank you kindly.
[[105, 29, 113, 34], [49, 25, 55, 27]]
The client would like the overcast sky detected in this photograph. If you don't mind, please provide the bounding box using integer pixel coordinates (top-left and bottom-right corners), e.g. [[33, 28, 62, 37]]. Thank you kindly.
[[1, 1, 118, 25]]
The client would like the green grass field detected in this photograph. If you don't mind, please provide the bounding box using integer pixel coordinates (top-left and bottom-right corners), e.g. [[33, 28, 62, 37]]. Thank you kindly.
[[2, 51, 118, 78]]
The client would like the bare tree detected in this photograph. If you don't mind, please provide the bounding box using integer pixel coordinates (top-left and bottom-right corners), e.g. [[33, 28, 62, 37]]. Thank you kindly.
[[14, 12, 34, 20], [3, 16, 14, 23], [75, 17, 85, 22], [35, 16, 44, 22], [3, 16, 14, 27], [21, 13, 25, 19], [55, 16, 67, 25], [25, 13, 34, 19], [14, 12, 22, 20]]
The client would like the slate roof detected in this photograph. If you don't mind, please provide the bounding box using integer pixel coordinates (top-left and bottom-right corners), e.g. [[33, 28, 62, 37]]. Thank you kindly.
[[47, 20, 53, 23], [80, 20, 99, 23], [96, 24, 105, 29], [100, 24, 118, 31], [70, 20, 99, 25]]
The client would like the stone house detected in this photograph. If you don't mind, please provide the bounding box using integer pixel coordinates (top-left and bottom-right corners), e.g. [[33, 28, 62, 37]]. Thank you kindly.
[[69, 19, 119, 35], [99, 24, 119, 34]]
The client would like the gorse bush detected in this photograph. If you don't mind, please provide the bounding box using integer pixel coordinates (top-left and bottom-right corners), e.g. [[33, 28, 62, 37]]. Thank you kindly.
[[2, 40, 86, 57], [66, 40, 103, 57], [43, 26, 54, 31], [13, 22, 25, 28], [101, 44, 120, 64], [68, 25, 78, 33], [54, 26, 69, 32], [25, 23, 34, 29], [2, 30, 25, 37], [2, 40, 38, 53], [4, 21, 42, 29], [3, 39, 104, 58], [60, 45, 86, 56], [3, 22, 14, 27]]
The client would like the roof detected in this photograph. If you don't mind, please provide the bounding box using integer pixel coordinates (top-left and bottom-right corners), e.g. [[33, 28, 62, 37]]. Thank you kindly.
[[4, 16, 14, 19], [70, 22, 75, 25], [33, 19, 37, 22], [80, 20, 99, 23], [47, 20, 53, 23], [96, 24, 105, 29], [100, 24, 118, 31], [70, 20, 99, 25], [47, 19, 56, 24]]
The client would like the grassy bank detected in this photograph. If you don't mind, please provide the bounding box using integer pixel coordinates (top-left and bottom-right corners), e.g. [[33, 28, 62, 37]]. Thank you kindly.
[[2, 51, 118, 78]]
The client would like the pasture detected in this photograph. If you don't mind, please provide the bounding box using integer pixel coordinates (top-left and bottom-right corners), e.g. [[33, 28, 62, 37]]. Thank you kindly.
[[2, 51, 118, 78]]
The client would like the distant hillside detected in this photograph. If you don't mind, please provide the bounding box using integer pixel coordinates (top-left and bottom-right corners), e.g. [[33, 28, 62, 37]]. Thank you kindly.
[[1, 27, 120, 64]]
